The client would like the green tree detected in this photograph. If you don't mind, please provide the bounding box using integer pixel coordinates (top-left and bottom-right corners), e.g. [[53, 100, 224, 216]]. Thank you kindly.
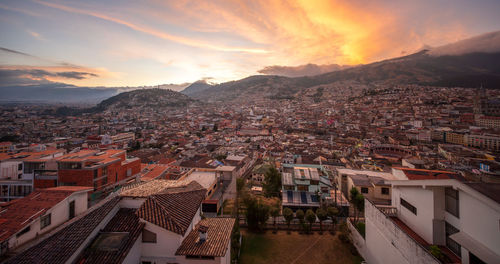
[[243, 196, 270, 232], [327, 206, 339, 232], [236, 178, 245, 193], [353, 193, 365, 223], [295, 209, 305, 232], [349, 187, 360, 222], [283, 207, 294, 232], [316, 208, 327, 232], [263, 167, 282, 197], [270, 205, 280, 232], [305, 209, 316, 233]]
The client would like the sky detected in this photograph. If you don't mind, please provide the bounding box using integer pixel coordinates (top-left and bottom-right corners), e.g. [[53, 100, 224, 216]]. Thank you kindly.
[[0, 0, 499, 88]]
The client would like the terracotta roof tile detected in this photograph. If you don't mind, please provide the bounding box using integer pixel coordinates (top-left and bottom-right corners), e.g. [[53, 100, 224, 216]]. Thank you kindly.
[[176, 218, 235, 257], [136, 189, 206, 235], [4, 197, 119, 264], [0, 187, 91, 243], [76, 208, 145, 264]]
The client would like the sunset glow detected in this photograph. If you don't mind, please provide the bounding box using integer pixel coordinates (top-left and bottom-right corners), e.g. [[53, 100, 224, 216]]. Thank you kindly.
[[1, 0, 499, 87]]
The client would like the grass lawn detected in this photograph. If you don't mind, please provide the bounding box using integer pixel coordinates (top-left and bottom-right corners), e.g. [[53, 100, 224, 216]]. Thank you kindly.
[[239, 230, 363, 264]]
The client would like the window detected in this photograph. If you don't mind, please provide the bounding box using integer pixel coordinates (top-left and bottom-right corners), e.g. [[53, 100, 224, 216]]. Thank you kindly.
[[445, 222, 461, 257], [102, 166, 108, 176], [69, 201, 75, 219], [297, 185, 308, 191], [381, 187, 389, 195], [400, 198, 417, 215], [17, 226, 30, 237], [361, 187, 369, 194], [18, 164, 22, 171], [41, 213, 51, 229], [445, 187, 459, 218], [142, 229, 157, 243]]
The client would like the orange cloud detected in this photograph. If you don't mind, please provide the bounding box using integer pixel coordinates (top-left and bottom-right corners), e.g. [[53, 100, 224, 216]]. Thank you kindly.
[[34, 0, 268, 54]]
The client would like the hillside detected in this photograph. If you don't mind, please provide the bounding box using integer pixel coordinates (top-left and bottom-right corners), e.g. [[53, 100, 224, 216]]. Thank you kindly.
[[180, 80, 213, 96], [54, 88, 195, 116], [96, 88, 195, 110], [189, 50, 500, 102]]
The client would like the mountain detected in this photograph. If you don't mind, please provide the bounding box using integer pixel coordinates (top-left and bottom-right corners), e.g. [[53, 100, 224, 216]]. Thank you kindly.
[[0, 83, 119, 103], [180, 80, 213, 95], [190, 33, 500, 102], [96, 88, 195, 110], [54, 88, 195, 116]]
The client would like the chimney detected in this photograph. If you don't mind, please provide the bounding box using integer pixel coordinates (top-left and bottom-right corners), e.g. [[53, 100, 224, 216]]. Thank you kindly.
[[198, 224, 208, 242]]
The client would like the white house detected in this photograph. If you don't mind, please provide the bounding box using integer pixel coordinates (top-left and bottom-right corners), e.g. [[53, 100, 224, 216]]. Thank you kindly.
[[0, 186, 91, 255], [363, 179, 500, 264], [4, 180, 236, 264]]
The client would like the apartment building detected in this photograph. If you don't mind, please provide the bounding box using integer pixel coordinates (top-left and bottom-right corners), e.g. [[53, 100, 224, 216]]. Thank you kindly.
[[54, 149, 141, 192]]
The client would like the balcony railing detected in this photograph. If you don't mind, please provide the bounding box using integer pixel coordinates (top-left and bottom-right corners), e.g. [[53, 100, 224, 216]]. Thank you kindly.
[[378, 205, 397, 217]]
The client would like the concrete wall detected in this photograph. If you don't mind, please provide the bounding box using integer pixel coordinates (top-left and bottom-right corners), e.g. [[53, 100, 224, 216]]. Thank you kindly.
[[122, 236, 142, 264], [347, 220, 368, 260], [392, 186, 435, 243], [140, 221, 183, 261], [8, 190, 88, 250], [365, 200, 440, 264], [458, 188, 500, 258]]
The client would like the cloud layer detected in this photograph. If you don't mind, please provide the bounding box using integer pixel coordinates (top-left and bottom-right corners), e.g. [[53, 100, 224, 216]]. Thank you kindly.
[[430, 30, 500, 56], [258, 63, 352, 77], [1, 0, 499, 86]]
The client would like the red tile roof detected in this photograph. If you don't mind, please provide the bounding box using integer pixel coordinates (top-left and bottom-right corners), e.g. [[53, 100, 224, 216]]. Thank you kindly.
[[4, 197, 119, 264], [77, 208, 145, 264], [140, 164, 169, 181], [176, 217, 235, 257], [394, 167, 465, 181], [0, 187, 91, 243], [136, 189, 206, 235]]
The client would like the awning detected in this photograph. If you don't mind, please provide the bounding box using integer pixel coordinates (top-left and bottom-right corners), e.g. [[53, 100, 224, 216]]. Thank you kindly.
[[449, 231, 500, 264]]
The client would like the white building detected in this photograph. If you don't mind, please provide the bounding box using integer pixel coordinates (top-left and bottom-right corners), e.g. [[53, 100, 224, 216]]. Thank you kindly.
[[4, 185, 236, 264], [363, 179, 500, 264], [0, 186, 91, 255]]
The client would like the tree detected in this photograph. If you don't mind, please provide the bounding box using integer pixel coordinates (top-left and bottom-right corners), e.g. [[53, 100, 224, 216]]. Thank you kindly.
[[305, 209, 316, 233], [349, 187, 362, 223], [295, 209, 305, 232], [283, 208, 294, 232], [316, 208, 327, 233], [263, 167, 282, 197], [327, 206, 339, 232], [243, 195, 270, 232], [353, 193, 365, 223], [236, 178, 245, 193], [270, 204, 280, 232]]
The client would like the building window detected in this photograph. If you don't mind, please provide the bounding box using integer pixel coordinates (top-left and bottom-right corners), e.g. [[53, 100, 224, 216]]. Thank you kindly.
[[69, 201, 75, 219], [297, 185, 308, 191], [361, 187, 369, 194], [445, 187, 459, 218], [102, 166, 108, 176], [41, 213, 51, 229], [142, 229, 157, 243], [400, 198, 417, 215], [17, 226, 30, 237], [18, 164, 22, 171], [381, 187, 389, 195], [445, 222, 461, 257]]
